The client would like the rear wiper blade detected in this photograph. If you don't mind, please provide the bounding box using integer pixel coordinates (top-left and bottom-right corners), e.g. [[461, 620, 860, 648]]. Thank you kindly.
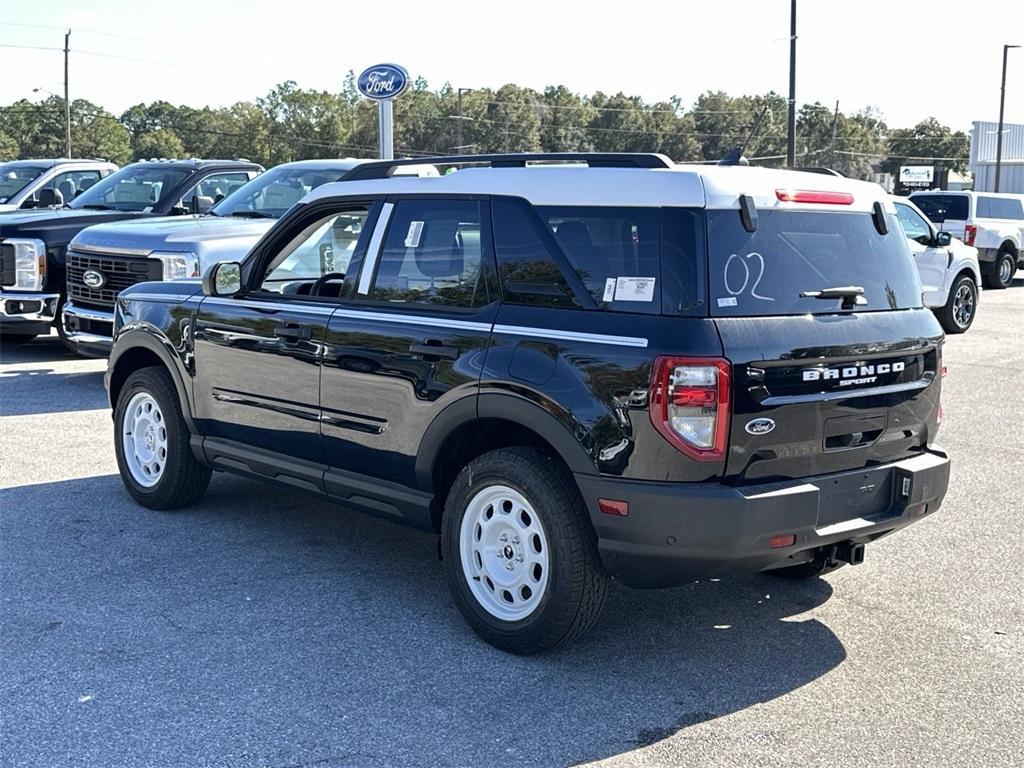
[[229, 210, 275, 219], [81, 204, 115, 210], [800, 285, 867, 309]]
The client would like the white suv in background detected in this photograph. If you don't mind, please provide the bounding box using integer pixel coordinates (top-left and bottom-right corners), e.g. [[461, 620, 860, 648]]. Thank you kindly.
[[909, 190, 1024, 290], [893, 197, 981, 333]]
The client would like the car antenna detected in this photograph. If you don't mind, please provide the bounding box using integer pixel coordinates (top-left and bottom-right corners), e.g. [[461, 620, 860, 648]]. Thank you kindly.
[[718, 104, 769, 166]]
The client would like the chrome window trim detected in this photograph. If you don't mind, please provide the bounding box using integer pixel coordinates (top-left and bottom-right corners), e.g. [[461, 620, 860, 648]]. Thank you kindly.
[[494, 323, 648, 348], [357, 201, 393, 295]]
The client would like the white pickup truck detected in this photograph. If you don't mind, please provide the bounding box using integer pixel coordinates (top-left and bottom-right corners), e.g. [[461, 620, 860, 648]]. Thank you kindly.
[[909, 190, 1024, 290], [893, 197, 981, 333]]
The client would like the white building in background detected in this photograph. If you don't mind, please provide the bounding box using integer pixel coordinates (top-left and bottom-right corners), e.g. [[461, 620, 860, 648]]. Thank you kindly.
[[969, 120, 1024, 193]]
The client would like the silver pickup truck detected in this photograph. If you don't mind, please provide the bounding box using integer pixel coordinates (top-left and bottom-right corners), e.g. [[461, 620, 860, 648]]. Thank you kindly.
[[61, 159, 385, 356]]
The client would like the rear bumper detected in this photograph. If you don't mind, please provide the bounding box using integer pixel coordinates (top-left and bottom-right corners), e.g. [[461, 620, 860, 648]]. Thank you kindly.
[[0, 290, 59, 336], [576, 448, 950, 588], [62, 301, 114, 357]]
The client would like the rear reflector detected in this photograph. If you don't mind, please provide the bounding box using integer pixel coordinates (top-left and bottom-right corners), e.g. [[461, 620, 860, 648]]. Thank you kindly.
[[775, 189, 855, 205], [598, 498, 629, 517], [769, 534, 796, 549]]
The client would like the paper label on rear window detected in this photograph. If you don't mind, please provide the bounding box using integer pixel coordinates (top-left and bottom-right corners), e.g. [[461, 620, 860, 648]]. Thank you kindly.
[[603, 278, 617, 302], [717, 296, 738, 307], [614, 276, 655, 302], [404, 221, 424, 248]]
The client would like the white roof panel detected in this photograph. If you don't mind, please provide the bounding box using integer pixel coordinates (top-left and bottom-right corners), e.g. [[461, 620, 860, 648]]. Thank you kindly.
[[303, 162, 892, 213]]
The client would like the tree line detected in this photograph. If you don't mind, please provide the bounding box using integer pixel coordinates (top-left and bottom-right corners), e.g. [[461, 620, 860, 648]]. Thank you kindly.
[[0, 75, 970, 178]]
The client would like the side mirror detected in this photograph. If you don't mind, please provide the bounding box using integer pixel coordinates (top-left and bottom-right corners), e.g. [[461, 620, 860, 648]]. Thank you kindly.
[[20, 197, 37, 209], [202, 261, 243, 297], [37, 188, 63, 208], [934, 231, 952, 247]]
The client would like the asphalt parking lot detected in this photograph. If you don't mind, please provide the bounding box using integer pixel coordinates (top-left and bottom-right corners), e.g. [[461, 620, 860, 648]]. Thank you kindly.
[[1, 282, 1022, 768]]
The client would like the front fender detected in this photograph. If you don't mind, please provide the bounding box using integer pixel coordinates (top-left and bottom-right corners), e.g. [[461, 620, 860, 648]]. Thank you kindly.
[[106, 323, 196, 432]]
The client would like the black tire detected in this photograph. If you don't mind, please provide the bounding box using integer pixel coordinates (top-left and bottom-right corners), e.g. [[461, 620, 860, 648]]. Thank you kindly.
[[767, 558, 846, 580], [983, 248, 1016, 290], [937, 274, 978, 334], [114, 365, 211, 510], [441, 447, 609, 654]]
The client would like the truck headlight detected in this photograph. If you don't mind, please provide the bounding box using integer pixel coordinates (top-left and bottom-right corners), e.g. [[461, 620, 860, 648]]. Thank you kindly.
[[150, 251, 199, 280], [5, 239, 47, 291]]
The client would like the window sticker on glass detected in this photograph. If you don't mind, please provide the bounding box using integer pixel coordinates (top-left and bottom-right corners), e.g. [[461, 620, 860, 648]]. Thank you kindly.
[[717, 296, 738, 307], [603, 277, 617, 302], [614, 276, 656, 302], [405, 220, 424, 248]]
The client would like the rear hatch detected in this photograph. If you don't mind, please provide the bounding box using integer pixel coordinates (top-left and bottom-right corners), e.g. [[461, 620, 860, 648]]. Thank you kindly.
[[909, 192, 970, 239], [705, 203, 943, 487]]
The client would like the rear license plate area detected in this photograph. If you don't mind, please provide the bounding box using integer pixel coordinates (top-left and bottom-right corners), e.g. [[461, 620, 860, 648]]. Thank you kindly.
[[817, 469, 894, 527]]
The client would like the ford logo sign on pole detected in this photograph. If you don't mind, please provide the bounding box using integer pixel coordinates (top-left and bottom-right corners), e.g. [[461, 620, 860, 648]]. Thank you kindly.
[[357, 64, 410, 160]]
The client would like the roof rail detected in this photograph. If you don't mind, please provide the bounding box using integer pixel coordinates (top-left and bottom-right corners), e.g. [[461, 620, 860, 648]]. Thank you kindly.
[[341, 152, 673, 181]]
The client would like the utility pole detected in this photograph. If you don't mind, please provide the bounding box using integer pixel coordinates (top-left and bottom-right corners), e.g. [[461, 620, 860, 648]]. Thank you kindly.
[[829, 100, 839, 168], [453, 87, 473, 152], [786, 0, 797, 167], [995, 43, 1020, 192], [63, 29, 71, 158]]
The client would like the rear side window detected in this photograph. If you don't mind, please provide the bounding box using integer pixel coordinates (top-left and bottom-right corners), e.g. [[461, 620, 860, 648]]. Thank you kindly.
[[491, 199, 704, 315], [707, 210, 922, 316], [369, 199, 488, 308], [538, 206, 662, 314], [980, 196, 1024, 220], [910, 194, 969, 222]]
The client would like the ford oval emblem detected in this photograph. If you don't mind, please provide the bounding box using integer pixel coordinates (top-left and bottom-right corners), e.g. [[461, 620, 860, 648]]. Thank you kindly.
[[357, 63, 410, 101], [82, 269, 106, 289], [745, 417, 776, 435]]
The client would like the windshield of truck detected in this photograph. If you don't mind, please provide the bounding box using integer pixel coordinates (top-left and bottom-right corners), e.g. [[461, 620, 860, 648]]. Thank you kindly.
[[0, 164, 46, 203], [211, 165, 348, 219], [70, 165, 189, 211], [707, 209, 922, 316], [909, 194, 970, 223]]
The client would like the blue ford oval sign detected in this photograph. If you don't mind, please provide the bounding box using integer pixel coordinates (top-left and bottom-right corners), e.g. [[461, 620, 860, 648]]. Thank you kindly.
[[357, 64, 410, 101], [745, 418, 776, 436]]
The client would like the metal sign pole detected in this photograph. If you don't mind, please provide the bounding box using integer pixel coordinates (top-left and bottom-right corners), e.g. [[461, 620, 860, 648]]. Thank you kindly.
[[378, 100, 394, 160]]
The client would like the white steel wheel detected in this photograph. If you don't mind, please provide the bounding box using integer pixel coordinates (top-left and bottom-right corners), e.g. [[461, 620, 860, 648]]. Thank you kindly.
[[459, 484, 550, 621], [121, 391, 168, 488], [998, 254, 1014, 286]]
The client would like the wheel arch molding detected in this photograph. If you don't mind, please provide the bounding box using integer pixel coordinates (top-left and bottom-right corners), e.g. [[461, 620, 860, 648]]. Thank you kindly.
[[107, 330, 196, 432], [415, 391, 598, 525]]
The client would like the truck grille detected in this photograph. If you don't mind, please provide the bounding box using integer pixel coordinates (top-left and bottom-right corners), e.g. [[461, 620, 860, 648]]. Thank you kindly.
[[66, 250, 162, 309], [0, 242, 15, 286]]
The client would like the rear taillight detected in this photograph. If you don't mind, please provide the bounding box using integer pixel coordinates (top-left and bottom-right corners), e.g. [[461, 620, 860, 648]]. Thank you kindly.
[[963, 224, 977, 246], [649, 357, 731, 461]]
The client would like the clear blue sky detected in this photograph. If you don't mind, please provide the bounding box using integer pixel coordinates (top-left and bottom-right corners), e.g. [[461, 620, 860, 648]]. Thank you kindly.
[[1, 0, 1021, 131]]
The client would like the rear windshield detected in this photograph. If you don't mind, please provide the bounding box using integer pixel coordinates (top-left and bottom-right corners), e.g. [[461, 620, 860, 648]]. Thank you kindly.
[[706, 209, 922, 316], [910, 194, 969, 222]]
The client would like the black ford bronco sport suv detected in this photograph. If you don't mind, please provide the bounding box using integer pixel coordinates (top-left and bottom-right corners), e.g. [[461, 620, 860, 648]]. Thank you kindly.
[[0, 158, 261, 344], [105, 153, 950, 654]]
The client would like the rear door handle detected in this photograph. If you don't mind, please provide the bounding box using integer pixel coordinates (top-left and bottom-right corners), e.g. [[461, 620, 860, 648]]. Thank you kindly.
[[410, 340, 459, 360], [274, 323, 312, 341]]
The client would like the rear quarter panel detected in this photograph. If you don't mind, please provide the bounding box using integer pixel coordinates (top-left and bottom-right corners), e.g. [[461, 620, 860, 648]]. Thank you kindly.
[[481, 305, 725, 482]]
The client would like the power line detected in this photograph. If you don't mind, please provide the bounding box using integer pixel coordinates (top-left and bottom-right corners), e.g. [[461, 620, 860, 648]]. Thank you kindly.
[[0, 21, 174, 45], [0, 40, 178, 66]]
